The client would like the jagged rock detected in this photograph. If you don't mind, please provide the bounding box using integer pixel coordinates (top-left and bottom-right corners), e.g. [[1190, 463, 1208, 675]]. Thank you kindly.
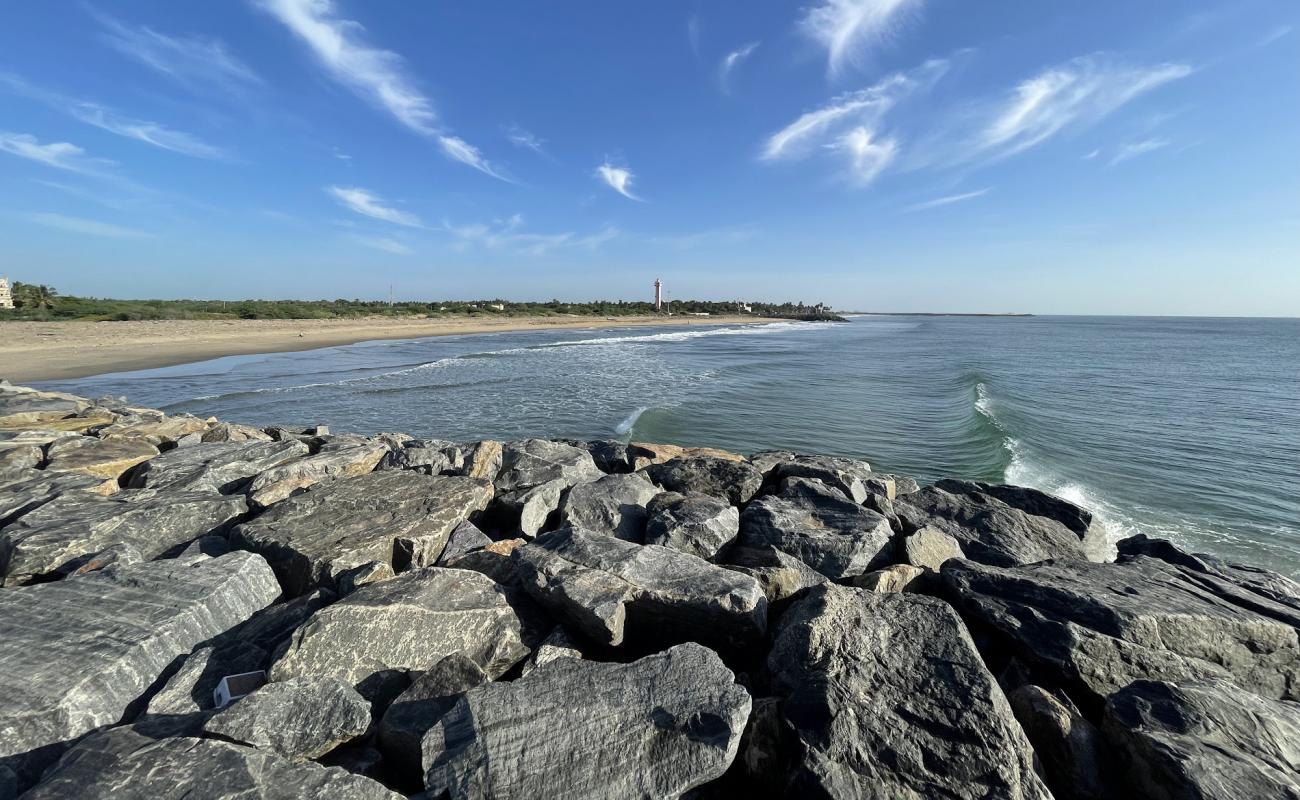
[[1008, 685, 1112, 800], [58, 541, 143, 578], [0, 553, 279, 785], [896, 480, 1109, 566], [379, 439, 459, 475], [0, 386, 89, 427], [1103, 679, 1300, 800], [0, 444, 41, 475], [0, 470, 101, 527], [201, 421, 273, 442], [423, 643, 751, 799], [173, 534, 230, 565], [496, 478, 568, 537], [644, 456, 763, 505], [644, 492, 739, 560], [520, 626, 584, 676], [23, 727, 401, 799], [883, 473, 921, 495], [378, 654, 488, 780], [559, 472, 661, 542], [848, 563, 929, 593], [724, 544, 827, 604], [442, 539, 526, 587], [1, 490, 247, 584], [769, 584, 1049, 798], [95, 414, 210, 446], [1119, 533, 1300, 606], [270, 567, 528, 690], [202, 676, 371, 760], [462, 439, 503, 481], [42, 437, 158, 482], [231, 471, 493, 595], [735, 695, 791, 788], [941, 549, 1300, 704], [628, 442, 745, 471], [337, 560, 395, 594], [127, 440, 308, 494], [436, 520, 491, 565], [753, 451, 876, 503], [574, 439, 633, 473], [513, 525, 766, 650], [739, 479, 895, 580], [495, 438, 600, 492], [246, 441, 389, 507], [902, 525, 965, 569]]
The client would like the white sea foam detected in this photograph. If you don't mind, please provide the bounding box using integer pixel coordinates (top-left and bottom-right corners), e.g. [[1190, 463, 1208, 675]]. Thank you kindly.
[[615, 406, 651, 435], [536, 321, 826, 349]]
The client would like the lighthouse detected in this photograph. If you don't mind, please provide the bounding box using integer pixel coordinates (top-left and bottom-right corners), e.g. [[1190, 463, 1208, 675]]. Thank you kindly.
[[654, 278, 663, 313]]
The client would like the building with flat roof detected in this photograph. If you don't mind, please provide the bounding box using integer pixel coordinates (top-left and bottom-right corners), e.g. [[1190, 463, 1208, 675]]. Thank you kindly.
[[0, 277, 13, 309]]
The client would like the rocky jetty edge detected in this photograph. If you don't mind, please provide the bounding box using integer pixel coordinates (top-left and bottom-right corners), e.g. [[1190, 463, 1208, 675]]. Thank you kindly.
[[1, 379, 1297, 800]]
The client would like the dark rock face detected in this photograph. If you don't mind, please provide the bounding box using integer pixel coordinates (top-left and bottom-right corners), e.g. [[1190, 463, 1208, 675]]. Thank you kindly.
[[423, 643, 751, 799], [559, 472, 661, 542], [0, 470, 101, 528], [435, 520, 492, 565], [23, 727, 402, 800], [644, 492, 739, 560], [246, 441, 389, 507], [202, 676, 371, 760], [126, 440, 309, 494], [754, 451, 875, 503], [378, 654, 488, 780], [513, 525, 767, 651], [1008, 685, 1113, 800], [0, 552, 280, 783], [494, 478, 568, 537], [739, 479, 895, 580], [1119, 533, 1300, 608], [644, 456, 763, 505], [495, 438, 601, 492], [768, 584, 1050, 799], [941, 552, 1300, 703], [231, 471, 492, 595], [379, 439, 460, 475], [270, 567, 528, 688], [1103, 679, 1300, 800], [723, 544, 827, 605], [896, 480, 1109, 566]]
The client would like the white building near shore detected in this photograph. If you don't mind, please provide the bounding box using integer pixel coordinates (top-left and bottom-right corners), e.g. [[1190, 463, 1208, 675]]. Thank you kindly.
[[0, 277, 13, 309]]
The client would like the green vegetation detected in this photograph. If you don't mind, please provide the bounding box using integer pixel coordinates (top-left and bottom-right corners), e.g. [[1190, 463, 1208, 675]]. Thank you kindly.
[[0, 284, 845, 322]]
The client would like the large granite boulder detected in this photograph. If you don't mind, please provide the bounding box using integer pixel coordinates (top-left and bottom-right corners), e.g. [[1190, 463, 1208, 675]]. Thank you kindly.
[[246, 441, 389, 507], [201, 421, 273, 443], [768, 584, 1050, 798], [494, 477, 568, 537], [627, 442, 745, 471], [559, 472, 661, 542], [1103, 678, 1300, 800], [0, 385, 90, 427], [941, 548, 1300, 704], [270, 567, 528, 690], [896, 479, 1109, 566], [513, 525, 767, 651], [94, 413, 210, 445], [495, 438, 601, 492], [0, 470, 101, 527], [231, 471, 492, 595], [202, 676, 371, 760], [1, 490, 247, 584], [739, 479, 895, 580], [435, 520, 492, 565], [423, 643, 751, 799], [723, 544, 827, 605], [1008, 685, 1113, 800], [127, 440, 308, 494], [644, 492, 739, 560], [0, 552, 279, 785], [644, 456, 763, 505], [752, 451, 876, 503], [461, 439, 503, 481], [24, 727, 401, 799], [1119, 533, 1300, 607], [42, 436, 159, 484], [379, 439, 459, 475], [378, 654, 488, 780]]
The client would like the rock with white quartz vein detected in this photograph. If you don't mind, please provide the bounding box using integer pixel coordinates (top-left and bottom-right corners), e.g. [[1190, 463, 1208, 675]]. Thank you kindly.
[[126, 440, 308, 494], [246, 440, 389, 507], [202, 675, 371, 760]]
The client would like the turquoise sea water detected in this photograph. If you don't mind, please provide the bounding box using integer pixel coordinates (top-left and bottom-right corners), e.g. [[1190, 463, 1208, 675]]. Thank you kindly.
[[38, 315, 1300, 577]]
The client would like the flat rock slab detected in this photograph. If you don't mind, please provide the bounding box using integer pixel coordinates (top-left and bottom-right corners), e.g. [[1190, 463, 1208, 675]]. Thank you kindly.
[[246, 441, 389, 507], [42, 437, 159, 481], [0, 470, 101, 528], [495, 438, 601, 492], [127, 439, 309, 494], [751, 451, 875, 503], [0, 490, 247, 584], [514, 525, 766, 650], [232, 470, 493, 595], [769, 584, 1050, 799], [559, 472, 662, 542], [379, 654, 488, 780], [1103, 679, 1300, 800], [644, 456, 763, 505], [739, 480, 895, 579], [423, 643, 751, 799], [0, 386, 89, 427], [0, 552, 279, 781], [202, 675, 371, 760], [24, 727, 402, 800], [645, 492, 739, 560], [941, 549, 1300, 703], [270, 567, 528, 690]]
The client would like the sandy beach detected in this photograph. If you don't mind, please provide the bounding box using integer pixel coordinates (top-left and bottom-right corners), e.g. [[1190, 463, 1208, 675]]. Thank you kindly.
[[0, 315, 774, 383]]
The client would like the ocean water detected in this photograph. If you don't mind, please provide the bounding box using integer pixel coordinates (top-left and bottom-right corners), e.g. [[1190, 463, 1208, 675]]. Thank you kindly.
[[38, 315, 1300, 577]]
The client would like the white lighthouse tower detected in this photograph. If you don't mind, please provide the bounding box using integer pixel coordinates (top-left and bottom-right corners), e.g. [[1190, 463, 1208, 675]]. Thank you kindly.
[[654, 278, 663, 313]]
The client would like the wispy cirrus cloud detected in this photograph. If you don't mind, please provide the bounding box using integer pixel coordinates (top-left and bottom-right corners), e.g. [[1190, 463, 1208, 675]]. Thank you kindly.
[[327, 186, 422, 227], [0, 132, 112, 174], [505, 124, 545, 155], [93, 9, 261, 94], [446, 214, 618, 256], [720, 42, 760, 91], [595, 161, 641, 201], [349, 234, 412, 255], [27, 212, 151, 239], [1108, 138, 1171, 166], [798, 0, 922, 78], [903, 187, 990, 212], [257, 0, 507, 180]]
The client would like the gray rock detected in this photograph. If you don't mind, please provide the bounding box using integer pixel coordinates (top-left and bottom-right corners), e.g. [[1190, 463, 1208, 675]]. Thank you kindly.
[[270, 567, 528, 690], [559, 472, 661, 542], [941, 551, 1300, 703], [739, 479, 895, 580], [423, 643, 751, 800], [644, 492, 739, 559], [202, 676, 371, 760], [0, 386, 89, 427], [42, 437, 159, 483], [1103, 679, 1300, 800], [200, 421, 273, 443], [1008, 685, 1112, 800], [1, 490, 247, 584], [0, 470, 101, 528], [379, 439, 458, 475], [520, 626, 585, 676], [573, 439, 633, 474], [379, 654, 488, 780], [848, 563, 929, 593], [246, 441, 389, 507], [896, 480, 1108, 567], [513, 525, 766, 650], [127, 440, 308, 494], [336, 560, 395, 595], [57, 541, 143, 578], [723, 544, 827, 605], [759, 452, 876, 503], [231, 471, 493, 595], [903, 525, 965, 570], [769, 584, 1050, 799], [442, 539, 526, 588], [172, 535, 230, 565], [496, 477, 568, 537], [23, 727, 401, 800], [435, 520, 491, 565], [0, 444, 41, 476], [461, 439, 503, 482], [1119, 533, 1300, 607], [0, 552, 279, 784], [494, 438, 600, 492], [644, 456, 763, 505]]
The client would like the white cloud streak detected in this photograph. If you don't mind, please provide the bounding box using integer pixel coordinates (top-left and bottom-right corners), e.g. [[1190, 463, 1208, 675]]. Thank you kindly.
[[836, 127, 898, 184], [446, 215, 618, 256], [798, 0, 922, 77], [27, 212, 150, 239], [93, 10, 261, 93], [902, 187, 990, 212], [0, 132, 110, 174], [1108, 138, 1171, 166], [327, 186, 422, 227], [349, 234, 412, 255], [439, 135, 510, 181], [720, 42, 760, 90], [505, 124, 545, 154], [595, 161, 641, 201]]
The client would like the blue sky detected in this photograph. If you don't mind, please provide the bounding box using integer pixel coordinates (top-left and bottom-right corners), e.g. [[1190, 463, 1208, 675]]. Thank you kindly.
[[1, 1, 1297, 315]]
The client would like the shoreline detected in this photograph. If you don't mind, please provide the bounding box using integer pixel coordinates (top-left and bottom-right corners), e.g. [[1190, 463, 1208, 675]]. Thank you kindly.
[[0, 314, 777, 383]]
